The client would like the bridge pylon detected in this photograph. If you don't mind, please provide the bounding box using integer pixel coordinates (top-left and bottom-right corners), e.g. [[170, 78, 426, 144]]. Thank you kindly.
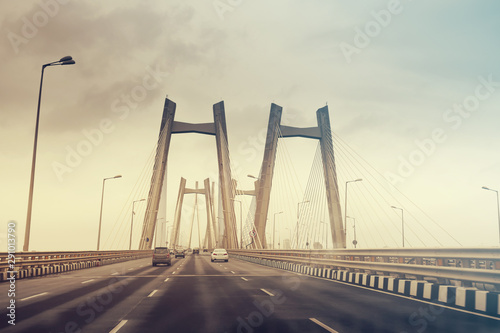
[[139, 98, 238, 249], [253, 104, 346, 249], [169, 178, 217, 250]]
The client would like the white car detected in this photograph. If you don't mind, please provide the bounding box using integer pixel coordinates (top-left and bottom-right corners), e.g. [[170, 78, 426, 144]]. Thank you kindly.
[[211, 248, 229, 262]]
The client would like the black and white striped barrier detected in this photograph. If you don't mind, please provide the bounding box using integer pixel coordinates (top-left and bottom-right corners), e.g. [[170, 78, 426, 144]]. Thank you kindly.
[[233, 255, 500, 317]]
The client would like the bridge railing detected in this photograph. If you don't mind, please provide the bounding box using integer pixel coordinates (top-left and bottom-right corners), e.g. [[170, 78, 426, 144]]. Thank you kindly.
[[229, 248, 500, 288], [0, 250, 152, 281]]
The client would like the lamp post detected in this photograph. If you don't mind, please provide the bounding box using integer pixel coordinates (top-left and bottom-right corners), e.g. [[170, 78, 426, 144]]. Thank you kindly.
[[346, 216, 357, 248], [273, 211, 283, 249], [296, 200, 310, 249], [97, 175, 122, 250], [482, 186, 500, 244], [391, 206, 404, 248], [130, 199, 145, 250], [344, 178, 362, 240], [231, 199, 242, 249], [23, 56, 76, 252]]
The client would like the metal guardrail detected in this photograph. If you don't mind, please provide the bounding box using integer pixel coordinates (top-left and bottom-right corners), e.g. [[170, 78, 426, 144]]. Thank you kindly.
[[0, 250, 152, 281], [229, 248, 500, 287]]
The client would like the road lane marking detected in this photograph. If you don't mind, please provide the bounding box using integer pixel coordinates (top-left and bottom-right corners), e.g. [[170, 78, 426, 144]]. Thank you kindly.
[[111, 272, 119, 275], [20, 292, 48, 301], [172, 271, 176, 275], [297, 271, 500, 322], [164, 278, 170, 282], [260, 289, 274, 296], [128, 268, 133, 270], [241, 277, 248, 281], [148, 290, 158, 297], [109, 319, 128, 333], [81, 279, 95, 284], [309, 318, 339, 333], [231, 271, 235, 274]]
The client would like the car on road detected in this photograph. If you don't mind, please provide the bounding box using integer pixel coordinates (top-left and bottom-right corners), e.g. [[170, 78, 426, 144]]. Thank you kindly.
[[192, 248, 199, 254], [211, 248, 229, 262], [152, 247, 171, 266], [175, 249, 185, 258]]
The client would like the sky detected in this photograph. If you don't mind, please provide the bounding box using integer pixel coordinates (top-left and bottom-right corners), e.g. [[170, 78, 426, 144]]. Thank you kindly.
[[1, 0, 500, 251]]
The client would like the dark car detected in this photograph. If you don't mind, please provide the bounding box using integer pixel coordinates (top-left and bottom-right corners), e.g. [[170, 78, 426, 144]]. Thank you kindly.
[[152, 247, 171, 266], [193, 248, 199, 254], [175, 249, 185, 258]]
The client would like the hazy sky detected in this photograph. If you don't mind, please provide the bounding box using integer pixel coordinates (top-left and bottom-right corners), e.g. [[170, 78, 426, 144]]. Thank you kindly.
[[1, 1, 500, 251]]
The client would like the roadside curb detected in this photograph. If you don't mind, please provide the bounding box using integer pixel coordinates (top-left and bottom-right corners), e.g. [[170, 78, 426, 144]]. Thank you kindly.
[[233, 254, 500, 318]]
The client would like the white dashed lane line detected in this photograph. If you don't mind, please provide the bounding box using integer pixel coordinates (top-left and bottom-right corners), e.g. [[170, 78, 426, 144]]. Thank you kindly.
[[260, 289, 274, 297], [109, 319, 128, 333], [111, 272, 119, 275], [81, 279, 95, 284], [309, 318, 339, 333], [20, 292, 48, 301], [148, 290, 158, 297], [241, 277, 249, 281]]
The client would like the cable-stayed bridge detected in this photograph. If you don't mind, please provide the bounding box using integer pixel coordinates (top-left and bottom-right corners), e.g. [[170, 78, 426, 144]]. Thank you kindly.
[[129, 97, 462, 253], [2, 97, 499, 332]]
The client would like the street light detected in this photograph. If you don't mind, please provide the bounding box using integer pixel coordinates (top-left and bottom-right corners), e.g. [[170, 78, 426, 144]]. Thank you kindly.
[[23, 56, 76, 252], [344, 178, 362, 240], [130, 199, 145, 250], [482, 186, 500, 244], [231, 199, 242, 249], [346, 216, 357, 248], [391, 206, 404, 248], [97, 175, 122, 250], [273, 211, 283, 249], [296, 200, 310, 249]]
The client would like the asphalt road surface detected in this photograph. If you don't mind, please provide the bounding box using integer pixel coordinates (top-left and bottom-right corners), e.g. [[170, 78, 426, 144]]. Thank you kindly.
[[1, 254, 498, 332]]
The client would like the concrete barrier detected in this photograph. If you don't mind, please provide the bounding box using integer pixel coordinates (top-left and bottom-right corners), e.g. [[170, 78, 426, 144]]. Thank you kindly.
[[423, 283, 439, 300], [456, 287, 476, 310], [410, 281, 428, 298], [438, 285, 457, 305], [232, 254, 500, 317], [398, 280, 411, 295], [378, 276, 389, 291]]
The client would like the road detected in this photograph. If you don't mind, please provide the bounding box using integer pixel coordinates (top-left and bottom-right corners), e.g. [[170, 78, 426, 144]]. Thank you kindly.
[[0, 253, 498, 332]]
